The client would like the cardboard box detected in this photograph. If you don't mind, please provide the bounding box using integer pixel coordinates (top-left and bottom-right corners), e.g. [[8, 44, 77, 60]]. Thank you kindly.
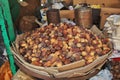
[[73, 0, 120, 8], [60, 10, 74, 20], [100, 8, 120, 29], [73, 0, 85, 5]]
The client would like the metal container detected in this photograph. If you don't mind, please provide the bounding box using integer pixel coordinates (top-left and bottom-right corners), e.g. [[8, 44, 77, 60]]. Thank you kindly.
[[75, 6, 92, 29], [46, 9, 60, 25], [49, 0, 61, 3]]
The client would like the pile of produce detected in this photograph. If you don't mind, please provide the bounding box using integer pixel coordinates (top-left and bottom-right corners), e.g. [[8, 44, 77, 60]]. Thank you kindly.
[[19, 23, 110, 67], [111, 60, 120, 79]]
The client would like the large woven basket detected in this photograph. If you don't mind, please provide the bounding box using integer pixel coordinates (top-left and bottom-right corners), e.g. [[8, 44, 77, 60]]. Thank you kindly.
[[11, 26, 113, 80]]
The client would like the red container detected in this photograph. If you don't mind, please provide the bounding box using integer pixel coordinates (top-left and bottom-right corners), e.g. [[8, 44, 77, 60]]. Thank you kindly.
[[112, 57, 120, 61], [110, 58, 120, 79]]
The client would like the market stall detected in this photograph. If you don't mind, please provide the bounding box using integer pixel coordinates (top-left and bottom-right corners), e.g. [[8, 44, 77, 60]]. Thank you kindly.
[[0, 0, 120, 80]]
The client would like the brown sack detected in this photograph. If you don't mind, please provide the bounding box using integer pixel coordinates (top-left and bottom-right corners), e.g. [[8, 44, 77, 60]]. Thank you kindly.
[[19, 16, 38, 32]]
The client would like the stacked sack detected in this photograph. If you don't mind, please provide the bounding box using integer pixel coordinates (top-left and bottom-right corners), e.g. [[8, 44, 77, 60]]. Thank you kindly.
[[104, 15, 120, 50]]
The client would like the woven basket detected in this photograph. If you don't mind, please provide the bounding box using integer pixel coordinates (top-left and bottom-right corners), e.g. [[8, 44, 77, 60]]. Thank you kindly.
[[11, 26, 113, 80]]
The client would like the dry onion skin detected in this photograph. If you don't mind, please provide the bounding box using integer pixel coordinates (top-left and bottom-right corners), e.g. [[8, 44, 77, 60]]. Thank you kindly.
[[19, 23, 111, 67]]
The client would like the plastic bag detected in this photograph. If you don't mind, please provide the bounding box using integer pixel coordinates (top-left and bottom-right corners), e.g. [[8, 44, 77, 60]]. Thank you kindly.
[[90, 69, 113, 80]]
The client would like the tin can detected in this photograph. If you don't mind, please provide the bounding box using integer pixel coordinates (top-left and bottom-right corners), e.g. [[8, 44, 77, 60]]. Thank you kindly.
[[75, 7, 92, 29], [46, 9, 60, 25]]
